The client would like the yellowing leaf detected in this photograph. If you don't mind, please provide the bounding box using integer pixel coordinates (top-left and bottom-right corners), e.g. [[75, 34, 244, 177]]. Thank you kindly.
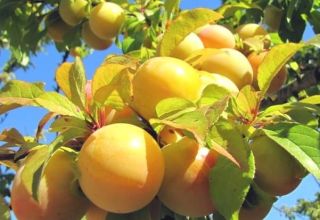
[[55, 58, 87, 111], [93, 64, 132, 109], [56, 62, 72, 98], [92, 63, 127, 96], [158, 8, 222, 56], [0, 80, 44, 114]]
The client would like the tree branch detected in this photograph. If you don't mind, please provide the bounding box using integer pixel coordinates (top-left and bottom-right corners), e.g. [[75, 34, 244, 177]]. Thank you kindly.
[[261, 66, 320, 108], [0, 153, 15, 161]]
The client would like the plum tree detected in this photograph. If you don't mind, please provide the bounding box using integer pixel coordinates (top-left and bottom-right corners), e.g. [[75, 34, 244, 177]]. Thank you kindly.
[[58, 0, 87, 26], [11, 147, 89, 220], [132, 57, 202, 119], [77, 123, 164, 213], [195, 48, 253, 89], [81, 22, 113, 51], [89, 2, 125, 39], [158, 137, 218, 217], [250, 135, 306, 196], [46, 11, 73, 43], [170, 32, 204, 59], [196, 24, 236, 49], [247, 50, 287, 94]]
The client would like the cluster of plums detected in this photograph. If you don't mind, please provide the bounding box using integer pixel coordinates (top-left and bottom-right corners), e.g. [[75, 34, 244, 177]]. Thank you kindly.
[[46, 0, 125, 50], [10, 12, 306, 220]]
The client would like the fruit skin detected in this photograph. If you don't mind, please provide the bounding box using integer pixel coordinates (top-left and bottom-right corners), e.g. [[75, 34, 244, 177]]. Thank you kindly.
[[158, 137, 217, 217], [132, 57, 201, 119], [239, 187, 274, 220], [250, 136, 306, 196], [195, 48, 253, 89], [86, 204, 108, 220], [199, 71, 239, 95], [89, 2, 125, 39], [11, 147, 89, 220], [171, 33, 204, 60], [78, 123, 164, 213], [59, 0, 87, 26], [197, 24, 235, 49], [46, 11, 73, 42], [82, 22, 113, 50], [236, 23, 269, 40], [247, 50, 287, 94]]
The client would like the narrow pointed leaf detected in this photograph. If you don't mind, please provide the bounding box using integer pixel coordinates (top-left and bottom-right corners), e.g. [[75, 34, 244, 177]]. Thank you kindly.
[[50, 116, 90, 133], [55, 62, 73, 98], [258, 43, 305, 96], [158, 8, 223, 56], [35, 92, 85, 119], [69, 57, 87, 110]]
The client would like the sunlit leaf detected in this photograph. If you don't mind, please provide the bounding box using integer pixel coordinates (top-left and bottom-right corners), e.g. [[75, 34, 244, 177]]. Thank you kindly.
[[0, 128, 25, 145], [35, 92, 85, 119], [258, 43, 305, 96], [217, 2, 260, 17], [209, 118, 255, 219], [50, 115, 90, 133], [21, 146, 49, 201], [156, 97, 196, 119], [158, 8, 222, 56], [55, 62, 73, 98], [0, 80, 44, 114], [93, 65, 132, 110], [262, 123, 320, 179], [230, 86, 261, 124]]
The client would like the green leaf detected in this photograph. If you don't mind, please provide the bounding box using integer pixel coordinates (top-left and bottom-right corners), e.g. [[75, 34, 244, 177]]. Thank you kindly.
[[164, 0, 181, 17], [204, 96, 230, 126], [0, 80, 44, 114], [156, 97, 196, 119], [209, 153, 255, 220], [0, 196, 10, 220], [153, 111, 208, 145], [21, 146, 49, 201], [69, 57, 87, 110], [306, 34, 320, 47], [300, 95, 320, 104], [217, 2, 260, 17], [208, 119, 255, 220], [230, 85, 260, 124], [197, 84, 231, 107], [35, 92, 85, 119], [262, 123, 320, 179], [258, 43, 305, 96], [50, 116, 90, 133], [158, 8, 222, 56], [48, 128, 89, 153]]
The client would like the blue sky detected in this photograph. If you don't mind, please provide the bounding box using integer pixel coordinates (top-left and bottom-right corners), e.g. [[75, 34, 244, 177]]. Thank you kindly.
[[0, 0, 319, 219]]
